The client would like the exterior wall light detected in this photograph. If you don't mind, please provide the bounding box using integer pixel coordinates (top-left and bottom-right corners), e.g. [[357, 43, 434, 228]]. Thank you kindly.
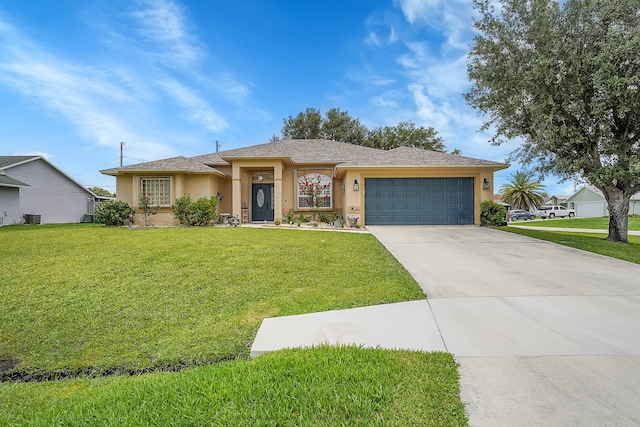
[[483, 178, 490, 190], [216, 192, 223, 201], [353, 179, 360, 191], [257, 174, 264, 182]]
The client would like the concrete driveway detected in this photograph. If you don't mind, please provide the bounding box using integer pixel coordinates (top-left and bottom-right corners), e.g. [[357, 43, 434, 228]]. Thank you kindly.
[[368, 226, 640, 426]]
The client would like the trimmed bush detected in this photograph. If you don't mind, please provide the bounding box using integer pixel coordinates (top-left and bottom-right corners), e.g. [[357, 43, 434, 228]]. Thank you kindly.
[[480, 200, 507, 226], [171, 195, 219, 226], [94, 201, 135, 226]]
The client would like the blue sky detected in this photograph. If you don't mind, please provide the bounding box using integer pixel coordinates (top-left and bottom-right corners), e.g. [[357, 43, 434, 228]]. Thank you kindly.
[[0, 0, 575, 195]]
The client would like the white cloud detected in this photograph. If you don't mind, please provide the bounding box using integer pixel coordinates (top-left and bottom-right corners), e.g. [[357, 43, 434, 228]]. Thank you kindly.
[[408, 83, 451, 132], [130, 0, 203, 67], [396, 0, 442, 25], [0, 15, 178, 160], [158, 79, 228, 132], [364, 11, 401, 47]]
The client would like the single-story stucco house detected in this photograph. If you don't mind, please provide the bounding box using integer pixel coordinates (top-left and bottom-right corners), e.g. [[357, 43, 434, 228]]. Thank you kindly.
[[566, 185, 640, 217], [101, 139, 508, 226], [0, 156, 99, 225]]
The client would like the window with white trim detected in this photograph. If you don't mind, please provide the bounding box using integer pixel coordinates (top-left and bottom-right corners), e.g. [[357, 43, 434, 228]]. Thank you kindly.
[[297, 172, 332, 209], [140, 177, 171, 206]]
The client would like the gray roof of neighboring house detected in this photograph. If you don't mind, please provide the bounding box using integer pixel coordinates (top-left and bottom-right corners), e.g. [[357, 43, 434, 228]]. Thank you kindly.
[[0, 156, 40, 169], [103, 139, 506, 175], [568, 185, 640, 201], [0, 174, 30, 187], [101, 156, 227, 176]]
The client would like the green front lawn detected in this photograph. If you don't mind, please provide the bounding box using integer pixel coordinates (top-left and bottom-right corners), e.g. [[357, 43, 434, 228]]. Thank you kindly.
[[500, 227, 640, 264], [0, 225, 423, 377], [1, 346, 467, 426], [0, 225, 470, 426], [524, 216, 640, 231]]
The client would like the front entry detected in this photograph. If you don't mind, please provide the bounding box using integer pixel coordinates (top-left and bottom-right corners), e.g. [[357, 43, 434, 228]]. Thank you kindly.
[[252, 184, 274, 221]]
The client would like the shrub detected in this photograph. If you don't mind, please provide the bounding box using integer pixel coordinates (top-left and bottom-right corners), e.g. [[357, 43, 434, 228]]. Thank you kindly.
[[171, 194, 192, 225], [138, 194, 160, 226], [480, 200, 507, 226], [318, 212, 331, 224], [283, 210, 295, 224], [295, 214, 309, 225], [171, 195, 219, 226], [94, 201, 135, 226]]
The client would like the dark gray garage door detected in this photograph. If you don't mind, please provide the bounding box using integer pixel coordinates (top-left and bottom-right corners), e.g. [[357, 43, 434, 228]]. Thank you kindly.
[[365, 178, 474, 225]]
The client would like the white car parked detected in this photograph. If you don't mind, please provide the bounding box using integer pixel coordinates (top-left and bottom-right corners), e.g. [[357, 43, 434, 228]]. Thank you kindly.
[[536, 205, 576, 219]]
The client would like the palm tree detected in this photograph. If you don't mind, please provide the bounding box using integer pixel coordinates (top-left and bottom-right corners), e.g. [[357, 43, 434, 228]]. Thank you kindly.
[[500, 170, 546, 210]]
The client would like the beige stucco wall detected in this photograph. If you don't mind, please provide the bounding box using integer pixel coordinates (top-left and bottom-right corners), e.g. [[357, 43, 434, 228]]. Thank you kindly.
[[113, 164, 499, 226], [114, 173, 232, 226]]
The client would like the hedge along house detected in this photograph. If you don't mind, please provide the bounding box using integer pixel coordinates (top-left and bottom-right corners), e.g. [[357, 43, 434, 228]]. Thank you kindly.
[[101, 139, 507, 226]]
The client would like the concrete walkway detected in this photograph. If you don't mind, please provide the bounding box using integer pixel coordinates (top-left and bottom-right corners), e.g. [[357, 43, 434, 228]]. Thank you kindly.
[[251, 226, 640, 426]]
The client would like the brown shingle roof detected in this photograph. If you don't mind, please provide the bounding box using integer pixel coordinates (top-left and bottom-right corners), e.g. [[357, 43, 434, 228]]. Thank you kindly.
[[341, 146, 507, 167], [101, 156, 227, 176], [101, 139, 507, 175], [217, 139, 382, 163]]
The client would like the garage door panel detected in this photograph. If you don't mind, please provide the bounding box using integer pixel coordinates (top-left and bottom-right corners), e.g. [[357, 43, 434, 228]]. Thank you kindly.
[[365, 178, 474, 225]]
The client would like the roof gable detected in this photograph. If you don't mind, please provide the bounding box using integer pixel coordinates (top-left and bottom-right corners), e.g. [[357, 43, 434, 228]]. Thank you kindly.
[[2, 155, 95, 196]]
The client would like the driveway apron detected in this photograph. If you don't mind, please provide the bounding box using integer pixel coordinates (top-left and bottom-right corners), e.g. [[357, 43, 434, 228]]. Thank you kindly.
[[368, 225, 640, 427]]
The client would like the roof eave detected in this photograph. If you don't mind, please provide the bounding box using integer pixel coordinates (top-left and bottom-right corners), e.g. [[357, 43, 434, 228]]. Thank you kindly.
[[336, 163, 508, 170], [100, 168, 229, 177]]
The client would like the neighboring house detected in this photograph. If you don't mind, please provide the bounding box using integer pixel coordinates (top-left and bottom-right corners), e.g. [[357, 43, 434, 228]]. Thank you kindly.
[[0, 156, 97, 225], [544, 194, 570, 207], [565, 185, 640, 217], [101, 139, 507, 226]]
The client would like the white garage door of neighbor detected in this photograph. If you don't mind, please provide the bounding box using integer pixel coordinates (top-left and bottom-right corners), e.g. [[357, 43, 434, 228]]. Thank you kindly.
[[576, 202, 607, 218]]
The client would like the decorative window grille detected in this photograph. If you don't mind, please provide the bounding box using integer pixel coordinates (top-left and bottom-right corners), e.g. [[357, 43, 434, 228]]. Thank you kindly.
[[140, 177, 171, 206]]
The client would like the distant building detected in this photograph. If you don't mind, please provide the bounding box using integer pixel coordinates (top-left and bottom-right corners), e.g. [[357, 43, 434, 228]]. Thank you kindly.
[[0, 156, 97, 225], [565, 186, 640, 217]]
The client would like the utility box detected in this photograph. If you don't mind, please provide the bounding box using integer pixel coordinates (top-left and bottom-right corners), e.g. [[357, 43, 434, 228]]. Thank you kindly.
[[23, 214, 42, 224]]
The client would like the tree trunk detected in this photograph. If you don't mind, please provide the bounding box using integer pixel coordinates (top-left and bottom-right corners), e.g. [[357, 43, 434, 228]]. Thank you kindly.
[[601, 186, 630, 243]]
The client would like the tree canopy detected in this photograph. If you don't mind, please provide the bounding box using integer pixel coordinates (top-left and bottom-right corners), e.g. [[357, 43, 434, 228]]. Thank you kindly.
[[278, 107, 448, 152], [500, 170, 546, 210], [466, 0, 640, 242], [88, 187, 115, 197]]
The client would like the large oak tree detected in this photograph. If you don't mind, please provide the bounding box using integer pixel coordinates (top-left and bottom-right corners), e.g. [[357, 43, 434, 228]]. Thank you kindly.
[[279, 107, 446, 152], [466, 0, 640, 242]]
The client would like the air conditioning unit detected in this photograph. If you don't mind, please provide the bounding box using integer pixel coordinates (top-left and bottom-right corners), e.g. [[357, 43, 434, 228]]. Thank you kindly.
[[23, 214, 41, 224]]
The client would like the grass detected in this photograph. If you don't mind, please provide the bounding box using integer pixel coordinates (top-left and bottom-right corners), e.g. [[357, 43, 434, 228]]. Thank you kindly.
[[0, 346, 468, 426], [500, 227, 640, 264], [0, 224, 423, 378], [0, 225, 469, 426], [521, 216, 640, 231]]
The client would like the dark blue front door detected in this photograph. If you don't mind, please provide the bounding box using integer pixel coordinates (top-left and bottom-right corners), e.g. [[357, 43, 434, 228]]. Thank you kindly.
[[252, 184, 274, 221]]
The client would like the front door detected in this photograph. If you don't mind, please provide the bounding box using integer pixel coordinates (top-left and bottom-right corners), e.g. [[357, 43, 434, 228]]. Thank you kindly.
[[252, 184, 274, 221]]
